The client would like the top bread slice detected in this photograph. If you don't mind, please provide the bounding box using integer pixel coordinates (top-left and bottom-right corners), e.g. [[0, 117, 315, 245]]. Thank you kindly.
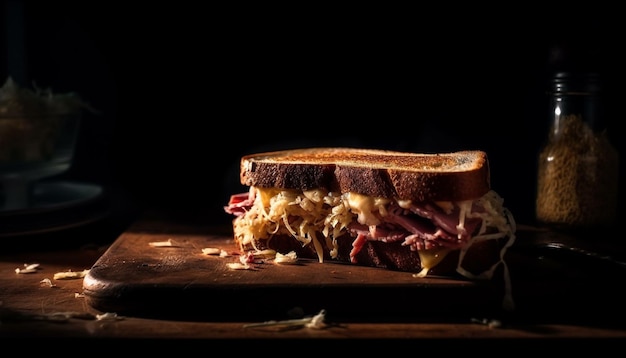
[[240, 147, 491, 202]]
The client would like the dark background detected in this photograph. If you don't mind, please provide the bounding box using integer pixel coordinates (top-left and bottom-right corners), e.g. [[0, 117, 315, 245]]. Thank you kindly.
[[3, 1, 625, 229]]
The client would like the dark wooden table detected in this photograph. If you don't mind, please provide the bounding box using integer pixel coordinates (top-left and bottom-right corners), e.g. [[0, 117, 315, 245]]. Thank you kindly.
[[2, 211, 626, 348]]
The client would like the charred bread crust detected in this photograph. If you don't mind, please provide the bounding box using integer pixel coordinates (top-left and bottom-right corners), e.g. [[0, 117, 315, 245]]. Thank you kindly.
[[388, 168, 490, 202], [240, 233, 502, 278], [334, 166, 396, 199], [240, 148, 491, 202], [242, 162, 337, 191]]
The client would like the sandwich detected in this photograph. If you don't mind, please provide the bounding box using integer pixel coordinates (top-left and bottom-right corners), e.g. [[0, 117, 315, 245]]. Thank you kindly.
[[223, 147, 516, 285]]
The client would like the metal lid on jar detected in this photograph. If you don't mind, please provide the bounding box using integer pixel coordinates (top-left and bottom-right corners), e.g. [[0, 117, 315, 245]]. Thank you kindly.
[[551, 72, 601, 95]]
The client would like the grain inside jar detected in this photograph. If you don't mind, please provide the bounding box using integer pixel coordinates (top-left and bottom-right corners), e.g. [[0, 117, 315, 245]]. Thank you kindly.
[[536, 114, 619, 228], [536, 72, 619, 230]]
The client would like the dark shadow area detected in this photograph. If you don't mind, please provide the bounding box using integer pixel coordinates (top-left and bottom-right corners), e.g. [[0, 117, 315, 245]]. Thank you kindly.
[[1, 2, 625, 264]]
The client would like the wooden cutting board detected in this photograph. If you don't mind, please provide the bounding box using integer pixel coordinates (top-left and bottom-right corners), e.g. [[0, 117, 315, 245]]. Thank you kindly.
[[83, 217, 626, 324], [82, 220, 507, 322]]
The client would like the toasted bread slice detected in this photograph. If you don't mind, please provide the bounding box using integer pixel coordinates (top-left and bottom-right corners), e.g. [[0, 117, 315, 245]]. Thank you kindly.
[[240, 147, 491, 202]]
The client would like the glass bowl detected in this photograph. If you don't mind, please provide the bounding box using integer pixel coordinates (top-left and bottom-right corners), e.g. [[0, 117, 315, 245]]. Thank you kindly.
[[0, 112, 81, 211]]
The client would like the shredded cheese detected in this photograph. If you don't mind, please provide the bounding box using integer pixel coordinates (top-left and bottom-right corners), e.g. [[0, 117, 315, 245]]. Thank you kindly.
[[274, 251, 298, 264], [15, 263, 40, 274], [53, 269, 89, 280], [232, 186, 516, 295], [39, 278, 56, 288], [456, 190, 517, 311], [202, 247, 222, 255], [243, 309, 327, 329], [149, 239, 178, 247]]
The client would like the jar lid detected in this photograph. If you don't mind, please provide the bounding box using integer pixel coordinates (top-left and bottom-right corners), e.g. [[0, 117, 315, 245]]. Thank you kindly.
[[551, 72, 601, 94]]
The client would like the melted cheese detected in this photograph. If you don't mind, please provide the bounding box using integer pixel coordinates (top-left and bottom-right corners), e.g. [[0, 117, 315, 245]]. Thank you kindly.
[[415, 247, 451, 278], [345, 192, 389, 226]]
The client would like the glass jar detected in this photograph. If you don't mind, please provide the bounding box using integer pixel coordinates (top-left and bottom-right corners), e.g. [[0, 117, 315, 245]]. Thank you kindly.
[[535, 72, 619, 230]]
